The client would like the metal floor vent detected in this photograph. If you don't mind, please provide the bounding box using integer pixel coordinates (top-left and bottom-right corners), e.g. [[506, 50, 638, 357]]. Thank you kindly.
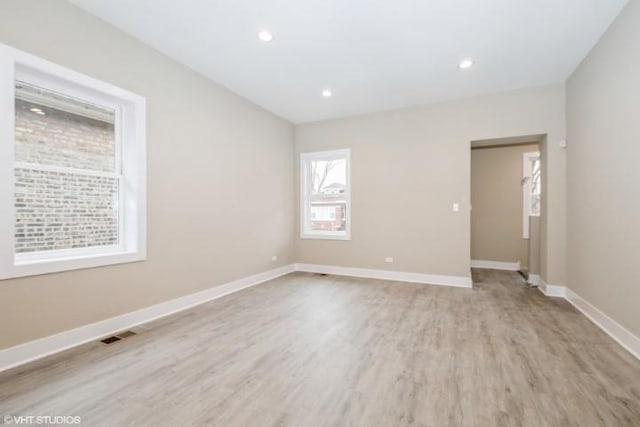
[[100, 330, 137, 345]]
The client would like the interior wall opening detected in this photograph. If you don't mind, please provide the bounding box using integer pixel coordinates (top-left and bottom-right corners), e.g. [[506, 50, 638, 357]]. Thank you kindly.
[[470, 134, 545, 285]]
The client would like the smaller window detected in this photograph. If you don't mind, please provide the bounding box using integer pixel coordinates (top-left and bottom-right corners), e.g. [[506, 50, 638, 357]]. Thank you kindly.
[[300, 149, 351, 240], [522, 151, 541, 239]]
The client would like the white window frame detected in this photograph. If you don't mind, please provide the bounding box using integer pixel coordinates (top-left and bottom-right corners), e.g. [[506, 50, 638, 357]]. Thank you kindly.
[[0, 43, 146, 280], [300, 149, 351, 240], [522, 151, 540, 239]]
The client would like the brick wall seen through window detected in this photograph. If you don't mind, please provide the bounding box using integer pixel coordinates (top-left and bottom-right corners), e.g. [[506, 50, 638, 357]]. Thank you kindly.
[[14, 86, 119, 254]]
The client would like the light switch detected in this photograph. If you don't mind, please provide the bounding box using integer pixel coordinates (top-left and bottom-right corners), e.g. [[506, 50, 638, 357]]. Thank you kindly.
[[453, 203, 460, 212]]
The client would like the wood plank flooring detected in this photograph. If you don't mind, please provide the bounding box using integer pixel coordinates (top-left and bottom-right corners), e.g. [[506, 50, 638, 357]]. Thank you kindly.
[[1, 270, 639, 426]]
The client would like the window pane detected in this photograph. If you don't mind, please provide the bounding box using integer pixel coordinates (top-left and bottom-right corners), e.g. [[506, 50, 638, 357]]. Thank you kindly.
[[13, 83, 120, 255], [531, 158, 541, 216], [15, 167, 119, 253], [309, 158, 346, 232], [14, 83, 116, 172]]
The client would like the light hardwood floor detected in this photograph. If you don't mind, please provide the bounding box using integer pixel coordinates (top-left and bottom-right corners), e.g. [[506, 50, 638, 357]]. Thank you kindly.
[[1, 270, 639, 426]]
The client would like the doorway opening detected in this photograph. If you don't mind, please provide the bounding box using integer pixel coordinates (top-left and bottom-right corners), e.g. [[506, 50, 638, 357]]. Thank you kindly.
[[470, 134, 545, 285]]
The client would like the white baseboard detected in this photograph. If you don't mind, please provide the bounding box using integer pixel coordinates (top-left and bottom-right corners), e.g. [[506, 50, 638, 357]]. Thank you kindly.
[[0, 264, 295, 373], [471, 259, 521, 271], [537, 278, 566, 297], [0, 262, 471, 372], [527, 274, 540, 286], [6, 261, 636, 373], [536, 280, 639, 360], [295, 263, 473, 288], [565, 288, 640, 360]]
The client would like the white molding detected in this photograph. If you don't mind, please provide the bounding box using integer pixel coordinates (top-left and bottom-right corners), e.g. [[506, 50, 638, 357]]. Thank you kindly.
[[295, 263, 472, 288], [4, 263, 637, 373], [537, 278, 566, 297], [527, 274, 540, 286], [0, 262, 470, 372], [565, 288, 640, 360], [536, 281, 639, 360], [0, 264, 295, 373], [470, 259, 521, 271]]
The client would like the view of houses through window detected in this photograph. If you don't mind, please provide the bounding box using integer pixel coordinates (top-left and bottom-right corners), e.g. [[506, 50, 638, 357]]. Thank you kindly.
[[309, 158, 346, 232], [301, 149, 350, 239]]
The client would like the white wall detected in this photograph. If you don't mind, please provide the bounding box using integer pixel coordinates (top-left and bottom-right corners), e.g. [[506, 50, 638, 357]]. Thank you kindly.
[[566, 0, 640, 337], [295, 85, 566, 282], [0, 0, 295, 350]]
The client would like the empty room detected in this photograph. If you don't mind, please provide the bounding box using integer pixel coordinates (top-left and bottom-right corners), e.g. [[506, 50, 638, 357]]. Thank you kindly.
[[0, 0, 638, 426]]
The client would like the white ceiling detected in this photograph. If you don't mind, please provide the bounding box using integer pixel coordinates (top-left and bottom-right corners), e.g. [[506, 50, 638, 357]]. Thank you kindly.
[[71, 0, 627, 123]]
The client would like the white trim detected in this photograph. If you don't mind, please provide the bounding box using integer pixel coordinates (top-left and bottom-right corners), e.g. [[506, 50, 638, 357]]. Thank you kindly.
[[0, 264, 295, 373], [0, 263, 470, 372], [565, 288, 640, 360], [298, 233, 351, 241], [5, 44, 141, 105], [4, 265, 637, 372], [300, 149, 351, 240], [0, 49, 16, 278], [470, 259, 521, 271], [295, 263, 472, 288], [527, 273, 540, 286], [537, 280, 639, 360], [537, 278, 566, 297]]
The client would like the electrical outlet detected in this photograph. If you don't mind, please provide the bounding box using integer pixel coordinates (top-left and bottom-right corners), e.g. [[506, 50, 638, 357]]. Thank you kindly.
[[271, 255, 278, 262], [452, 203, 460, 212], [385, 257, 393, 263]]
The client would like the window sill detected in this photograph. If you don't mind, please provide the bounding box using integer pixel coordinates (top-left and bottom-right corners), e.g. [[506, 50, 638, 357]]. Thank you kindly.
[[1, 249, 146, 280], [300, 233, 351, 241]]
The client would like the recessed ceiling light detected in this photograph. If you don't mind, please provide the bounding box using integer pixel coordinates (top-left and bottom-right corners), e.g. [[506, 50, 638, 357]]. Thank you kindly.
[[257, 30, 273, 42], [322, 89, 332, 98], [458, 59, 474, 69]]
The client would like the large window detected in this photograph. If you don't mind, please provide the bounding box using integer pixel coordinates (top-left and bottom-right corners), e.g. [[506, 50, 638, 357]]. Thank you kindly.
[[0, 44, 146, 279], [300, 149, 351, 240]]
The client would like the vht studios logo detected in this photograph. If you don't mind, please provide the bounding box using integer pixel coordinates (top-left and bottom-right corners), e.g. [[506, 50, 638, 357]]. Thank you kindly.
[[3, 415, 81, 425]]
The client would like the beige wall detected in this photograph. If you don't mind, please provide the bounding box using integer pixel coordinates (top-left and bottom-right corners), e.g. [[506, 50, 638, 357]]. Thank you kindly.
[[0, 0, 295, 350], [471, 144, 539, 268], [0, 0, 575, 352], [295, 85, 566, 280], [566, 0, 640, 336]]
